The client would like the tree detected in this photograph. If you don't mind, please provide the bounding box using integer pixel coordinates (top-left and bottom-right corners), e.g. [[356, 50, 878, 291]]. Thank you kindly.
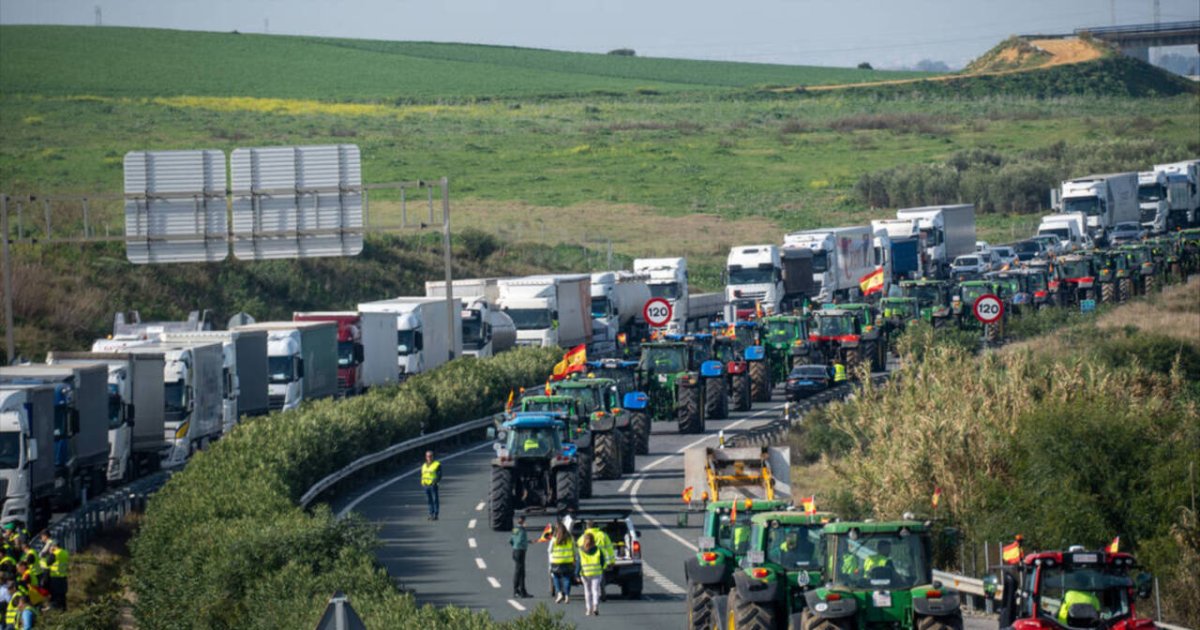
[[608, 48, 636, 56], [857, 62, 873, 70]]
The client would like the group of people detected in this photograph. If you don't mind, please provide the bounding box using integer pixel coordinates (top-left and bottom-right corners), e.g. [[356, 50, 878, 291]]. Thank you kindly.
[[508, 516, 615, 616], [0, 524, 70, 629]]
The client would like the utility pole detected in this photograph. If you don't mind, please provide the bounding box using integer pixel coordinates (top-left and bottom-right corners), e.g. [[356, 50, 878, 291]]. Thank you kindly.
[[95, 5, 102, 26], [1153, 0, 1160, 25], [264, 18, 269, 34]]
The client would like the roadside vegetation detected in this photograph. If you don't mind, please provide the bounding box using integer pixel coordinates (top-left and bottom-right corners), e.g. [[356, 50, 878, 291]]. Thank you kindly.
[[790, 280, 1200, 626]]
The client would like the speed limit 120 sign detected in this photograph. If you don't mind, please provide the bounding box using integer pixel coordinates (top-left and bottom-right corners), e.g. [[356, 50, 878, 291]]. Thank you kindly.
[[972, 294, 1004, 324], [642, 297, 674, 328]]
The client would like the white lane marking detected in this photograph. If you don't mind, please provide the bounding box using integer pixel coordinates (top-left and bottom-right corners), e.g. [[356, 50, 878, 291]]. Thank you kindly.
[[618, 478, 633, 493], [507, 599, 526, 611], [488, 576, 502, 588], [475, 501, 485, 511], [476, 557, 487, 570], [468, 518, 477, 529], [468, 537, 477, 549], [338, 441, 494, 518], [643, 562, 686, 595]]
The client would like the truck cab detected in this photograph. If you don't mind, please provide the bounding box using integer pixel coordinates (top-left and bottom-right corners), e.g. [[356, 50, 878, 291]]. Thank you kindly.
[[634, 258, 689, 333], [1137, 171, 1169, 235], [725, 245, 784, 321], [0, 385, 55, 529]]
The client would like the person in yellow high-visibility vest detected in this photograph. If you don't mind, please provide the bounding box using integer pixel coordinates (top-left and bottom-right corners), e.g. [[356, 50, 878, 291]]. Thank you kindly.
[[578, 533, 605, 616], [549, 524, 577, 603], [1057, 590, 1101, 624], [833, 361, 847, 383], [581, 521, 614, 602], [420, 450, 442, 521], [48, 542, 68, 611]]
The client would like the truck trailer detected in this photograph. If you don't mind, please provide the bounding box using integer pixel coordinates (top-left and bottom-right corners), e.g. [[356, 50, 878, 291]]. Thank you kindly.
[[424, 278, 517, 358], [1060, 173, 1138, 245], [496, 275, 592, 348], [292, 312, 398, 395], [232, 322, 338, 411], [782, 226, 875, 303], [895, 204, 976, 279], [162, 329, 270, 432], [0, 384, 57, 529], [358, 297, 462, 376]]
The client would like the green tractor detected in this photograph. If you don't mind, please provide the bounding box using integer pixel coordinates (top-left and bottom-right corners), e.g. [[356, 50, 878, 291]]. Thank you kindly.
[[1092, 249, 1134, 304], [585, 359, 652, 455], [513, 394, 595, 498], [685, 499, 794, 630], [672, 333, 731, 421], [951, 280, 1005, 342], [636, 341, 707, 434], [876, 297, 919, 342], [898, 280, 953, 328], [1180, 228, 1200, 275], [801, 519, 963, 630], [725, 511, 833, 630], [759, 315, 810, 390], [551, 378, 635, 478], [808, 308, 883, 373], [1119, 244, 1158, 296], [982, 272, 1025, 317]]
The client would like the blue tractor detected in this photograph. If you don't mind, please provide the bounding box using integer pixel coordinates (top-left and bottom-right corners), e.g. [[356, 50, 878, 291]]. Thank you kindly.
[[487, 414, 580, 531], [585, 359, 652, 455]]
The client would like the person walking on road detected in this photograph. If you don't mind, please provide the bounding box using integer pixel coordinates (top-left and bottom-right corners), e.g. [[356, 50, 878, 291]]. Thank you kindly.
[[510, 516, 531, 599], [548, 523, 576, 604], [578, 533, 607, 616], [420, 450, 442, 521], [581, 520, 613, 601]]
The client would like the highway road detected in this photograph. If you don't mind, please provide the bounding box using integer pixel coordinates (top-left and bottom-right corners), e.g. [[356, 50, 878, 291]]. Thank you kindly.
[[336, 384, 992, 630]]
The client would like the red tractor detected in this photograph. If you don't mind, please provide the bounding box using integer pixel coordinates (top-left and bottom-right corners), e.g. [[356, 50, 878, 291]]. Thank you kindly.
[[992, 546, 1155, 630]]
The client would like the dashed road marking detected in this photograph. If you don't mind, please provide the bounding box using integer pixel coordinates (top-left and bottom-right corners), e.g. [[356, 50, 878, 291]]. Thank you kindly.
[[507, 599, 526, 611], [488, 576, 501, 588], [468, 537, 477, 549], [618, 479, 633, 493], [475, 501, 485, 511], [468, 518, 477, 529], [475, 557, 487, 570], [643, 562, 686, 595]]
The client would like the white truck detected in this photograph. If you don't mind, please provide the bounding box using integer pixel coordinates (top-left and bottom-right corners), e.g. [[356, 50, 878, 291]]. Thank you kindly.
[[358, 298, 463, 376], [46, 351, 166, 483], [162, 330, 270, 432], [496, 275, 591, 348], [871, 218, 924, 280], [0, 364, 110, 507], [895, 204, 976, 279], [725, 245, 783, 320], [291, 312, 398, 395], [111, 310, 211, 339], [1154, 159, 1200, 229], [589, 271, 651, 355], [630, 258, 725, 332], [782, 226, 875, 303], [1060, 173, 1138, 245], [1037, 213, 1090, 252], [232, 322, 338, 412], [424, 279, 517, 358], [1138, 171, 1170, 234], [0, 384, 56, 529]]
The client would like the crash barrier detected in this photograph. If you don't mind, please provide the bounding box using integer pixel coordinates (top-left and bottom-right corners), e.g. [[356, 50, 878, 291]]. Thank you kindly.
[[46, 469, 172, 552]]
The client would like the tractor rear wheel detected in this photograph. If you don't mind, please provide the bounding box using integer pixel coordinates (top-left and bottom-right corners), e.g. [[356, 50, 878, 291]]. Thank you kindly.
[[845, 349, 860, 373], [555, 466, 578, 512], [731, 373, 752, 411], [985, 322, 999, 343], [687, 581, 717, 630], [749, 362, 771, 402], [802, 611, 850, 630], [594, 432, 621, 480], [918, 612, 964, 630], [631, 412, 651, 455], [705, 378, 728, 420], [1119, 278, 1132, 302], [577, 449, 594, 498], [489, 466, 514, 531], [677, 384, 705, 434], [731, 591, 776, 630], [1145, 275, 1156, 295], [621, 428, 636, 474], [1101, 282, 1115, 304]]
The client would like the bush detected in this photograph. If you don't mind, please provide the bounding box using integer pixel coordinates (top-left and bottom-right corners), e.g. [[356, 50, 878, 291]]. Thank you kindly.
[[130, 347, 563, 630]]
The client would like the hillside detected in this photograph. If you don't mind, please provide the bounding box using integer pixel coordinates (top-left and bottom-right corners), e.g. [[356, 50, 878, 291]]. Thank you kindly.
[[0, 25, 932, 101]]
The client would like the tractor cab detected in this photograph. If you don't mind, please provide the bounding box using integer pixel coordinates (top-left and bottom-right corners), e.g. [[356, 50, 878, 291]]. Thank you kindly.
[[899, 279, 952, 326], [636, 341, 706, 434], [500, 415, 567, 459], [994, 548, 1155, 630], [584, 359, 640, 395], [639, 342, 690, 375]]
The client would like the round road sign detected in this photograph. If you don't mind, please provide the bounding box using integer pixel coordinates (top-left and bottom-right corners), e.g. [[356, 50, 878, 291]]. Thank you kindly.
[[643, 297, 674, 328], [972, 294, 1004, 324]]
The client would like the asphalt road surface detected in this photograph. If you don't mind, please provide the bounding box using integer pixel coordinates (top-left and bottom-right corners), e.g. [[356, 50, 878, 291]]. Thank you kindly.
[[336, 384, 993, 630]]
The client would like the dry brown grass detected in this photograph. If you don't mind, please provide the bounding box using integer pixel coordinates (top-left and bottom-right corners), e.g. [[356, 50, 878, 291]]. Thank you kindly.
[[1095, 277, 1200, 346]]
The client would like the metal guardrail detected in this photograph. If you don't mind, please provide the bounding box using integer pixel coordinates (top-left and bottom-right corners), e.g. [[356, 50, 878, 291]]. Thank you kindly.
[[46, 469, 172, 552], [300, 415, 501, 508]]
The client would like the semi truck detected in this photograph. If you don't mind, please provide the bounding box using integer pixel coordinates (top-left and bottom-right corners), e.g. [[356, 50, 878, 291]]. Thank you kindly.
[[1154, 159, 1200, 229], [358, 297, 462, 375], [895, 204, 976, 278], [292, 312, 397, 395], [0, 384, 56, 529], [872, 218, 923, 280], [782, 226, 875, 303], [1138, 171, 1170, 234], [1059, 173, 1138, 245], [632, 258, 726, 333], [496, 275, 591, 348], [162, 330, 270, 433], [1038, 213, 1089, 252], [46, 351, 166, 483], [424, 279, 517, 358], [0, 364, 110, 508], [589, 271, 651, 355], [232, 322, 338, 412], [779, 247, 815, 313], [725, 245, 784, 320]]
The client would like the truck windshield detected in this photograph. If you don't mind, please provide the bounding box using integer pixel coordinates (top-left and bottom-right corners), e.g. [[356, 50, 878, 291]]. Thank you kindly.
[[766, 524, 822, 570], [462, 317, 484, 351], [267, 357, 295, 384], [506, 309, 553, 331], [729, 267, 774, 285], [810, 251, 829, 273], [1034, 565, 1131, 624], [396, 330, 419, 355], [0, 431, 20, 469], [336, 341, 356, 367], [108, 386, 123, 430], [164, 379, 188, 411], [828, 531, 931, 590], [1138, 184, 1165, 203], [1064, 197, 1102, 217], [590, 296, 610, 320], [1041, 228, 1071, 241], [648, 283, 680, 300]]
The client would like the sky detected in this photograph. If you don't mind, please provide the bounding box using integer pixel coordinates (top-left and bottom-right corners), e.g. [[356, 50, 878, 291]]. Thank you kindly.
[[1, 0, 1197, 68]]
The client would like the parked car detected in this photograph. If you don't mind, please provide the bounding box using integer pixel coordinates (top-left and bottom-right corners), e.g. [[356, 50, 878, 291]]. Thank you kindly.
[[1012, 239, 1048, 262], [1109, 221, 1146, 245], [785, 364, 833, 400], [1031, 234, 1064, 256], [991, 246, 1017, 267], [951, 254, 989, 280], [975, 240, 991, 252]]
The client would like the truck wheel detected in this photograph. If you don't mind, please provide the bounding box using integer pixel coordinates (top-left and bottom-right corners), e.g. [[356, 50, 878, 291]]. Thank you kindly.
[[749, 362, 770, 402], [705, 378, 728, 420], [555, 466, 579, 512], [577, 450, 594, 498], [732, 591, 776, 630], [918, 613, 964, 630], [687, 581, 716, 630], [489, 466, 514, 531], [731, 374, 752, 411], [631, 412, 651, 455], [621, 574, 643, 600], [594, 432, 622, 480], [1101, 282, 1115, 304], [621, 428, 636, 474], [677, 384, 705, 434]]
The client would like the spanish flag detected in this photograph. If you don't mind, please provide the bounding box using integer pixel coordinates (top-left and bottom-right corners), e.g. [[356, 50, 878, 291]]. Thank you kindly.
[[859, 267, 886, 296], [1002, 540, 1022, 565], [931, 487, 942, 509], [550, 344, 588, 381], [801, 496, 816, 515], [505, 389, 515, 413], [730, 498, 739, 523], [537, 523, 554, 543], [1107, 536, 1120, 554], [682, 486, 694, 504]]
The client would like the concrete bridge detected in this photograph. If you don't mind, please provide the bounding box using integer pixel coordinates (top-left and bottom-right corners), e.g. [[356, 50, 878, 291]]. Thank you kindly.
[[1076, 20, 1200, 62]]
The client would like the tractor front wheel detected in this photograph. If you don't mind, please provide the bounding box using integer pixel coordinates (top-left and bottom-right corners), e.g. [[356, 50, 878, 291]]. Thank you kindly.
[[687, 580, 717, 630]]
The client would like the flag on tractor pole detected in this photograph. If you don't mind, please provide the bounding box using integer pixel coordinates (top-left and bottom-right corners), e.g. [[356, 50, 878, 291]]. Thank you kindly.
[[859, 267, 886, 296], [801, 496, 816, 515], [682, 486, 694, 504], [730, 499, 739, 523], [537, 523, 554, 543], [755, 301, 764, 319], [550, 344, 588, 381], [1002, 540, 1022, 564], [505, 389, 515, 413], [1108, 536, 1120, 553], [544, 378, 552, 396], [932, 487, 942, 509]]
